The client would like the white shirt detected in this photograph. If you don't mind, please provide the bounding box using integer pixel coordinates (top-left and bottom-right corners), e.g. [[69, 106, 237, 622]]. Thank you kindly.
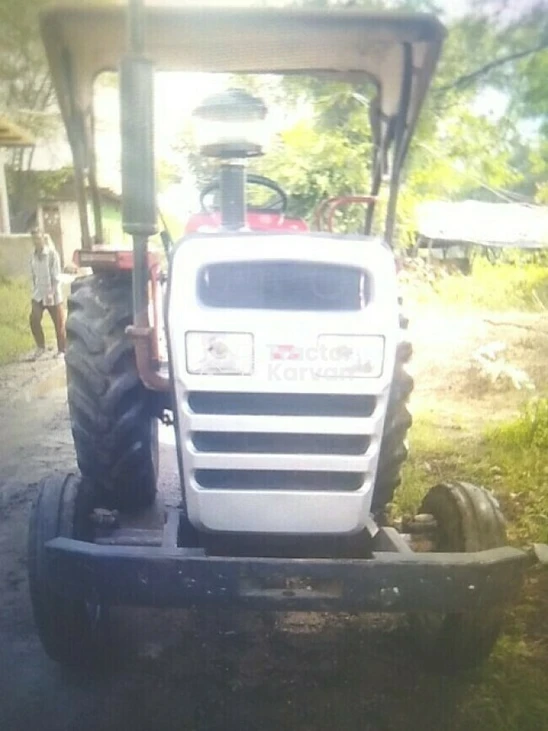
[[30, 244, 63, 305]]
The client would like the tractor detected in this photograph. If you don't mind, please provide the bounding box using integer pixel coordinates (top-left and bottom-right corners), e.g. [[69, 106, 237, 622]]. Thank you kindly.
[[28, 1, 545, 675]]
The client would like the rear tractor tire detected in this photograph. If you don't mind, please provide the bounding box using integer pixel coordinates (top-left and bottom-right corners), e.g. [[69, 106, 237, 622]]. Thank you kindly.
[[410, 482, 508, 674], [28, 473, 109, 668], [371, 337, 413, 521], [65, 273, 158, 512]]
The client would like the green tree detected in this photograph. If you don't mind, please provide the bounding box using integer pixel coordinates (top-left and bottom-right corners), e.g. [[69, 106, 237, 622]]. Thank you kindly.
[[0, 0, 116, 220], [0, 0, 60, 215], [0, 0, 56, 132]]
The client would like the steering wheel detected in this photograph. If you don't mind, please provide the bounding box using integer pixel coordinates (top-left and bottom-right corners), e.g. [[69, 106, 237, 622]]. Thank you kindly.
[[200, 173, 288, 215]]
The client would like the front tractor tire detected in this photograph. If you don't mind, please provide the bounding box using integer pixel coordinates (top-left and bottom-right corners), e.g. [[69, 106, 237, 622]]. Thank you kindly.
[[28, 473, 109, 668], [65, 273, 158, 512], [410, 482, 508, 674]]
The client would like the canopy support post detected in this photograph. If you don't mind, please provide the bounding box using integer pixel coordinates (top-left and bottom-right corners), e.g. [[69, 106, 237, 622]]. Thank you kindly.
[[384, 43, 413, 247], [88, 108, 104, 245], [72, 136, 91, 250]]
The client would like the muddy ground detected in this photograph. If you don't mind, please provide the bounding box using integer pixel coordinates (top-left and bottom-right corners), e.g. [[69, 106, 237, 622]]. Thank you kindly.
[[0, 309, 547, 731]]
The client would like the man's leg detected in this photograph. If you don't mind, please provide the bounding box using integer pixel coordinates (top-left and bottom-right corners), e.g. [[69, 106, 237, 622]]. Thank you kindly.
[[46, 304, 66, 354], [29, 300, 45, 350]]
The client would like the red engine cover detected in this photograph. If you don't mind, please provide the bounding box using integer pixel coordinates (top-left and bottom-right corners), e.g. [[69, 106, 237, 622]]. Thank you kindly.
[[185, 211, 308, 234]]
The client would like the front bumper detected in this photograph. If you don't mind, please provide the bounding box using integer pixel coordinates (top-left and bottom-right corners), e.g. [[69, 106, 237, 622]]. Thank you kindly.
[[45, 527, 532, 612]]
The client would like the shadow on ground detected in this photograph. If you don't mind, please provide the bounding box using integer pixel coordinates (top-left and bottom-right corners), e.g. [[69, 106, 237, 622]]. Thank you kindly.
[[2, 605, 472, 731]]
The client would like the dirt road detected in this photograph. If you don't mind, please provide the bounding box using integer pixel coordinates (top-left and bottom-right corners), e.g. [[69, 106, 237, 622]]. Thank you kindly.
[[0, 311, 546, 731]]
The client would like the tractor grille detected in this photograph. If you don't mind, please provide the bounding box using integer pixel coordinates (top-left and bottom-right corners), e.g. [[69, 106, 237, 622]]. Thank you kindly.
[[185, 391, 376, 494], [187, 392, 376, 418]]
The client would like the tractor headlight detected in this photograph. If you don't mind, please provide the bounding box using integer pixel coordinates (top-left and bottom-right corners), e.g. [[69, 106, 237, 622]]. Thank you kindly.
[[186, 332, 254, 375], [317, 335, 385, 378]]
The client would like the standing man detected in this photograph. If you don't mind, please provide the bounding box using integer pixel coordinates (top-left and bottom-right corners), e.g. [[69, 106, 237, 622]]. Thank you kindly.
[[29, 227, 66, 359]]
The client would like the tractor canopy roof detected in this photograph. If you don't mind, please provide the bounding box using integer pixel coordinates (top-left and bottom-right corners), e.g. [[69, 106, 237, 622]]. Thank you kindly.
[[42, 3, 445, 153], [40, 4, 446, 245]]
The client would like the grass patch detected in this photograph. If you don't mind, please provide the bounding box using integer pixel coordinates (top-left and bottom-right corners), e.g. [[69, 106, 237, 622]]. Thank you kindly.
[[397, 404, 548, 730], [450, 616, 548, 731], [0, 276, 56, 365], [397, 405, 548, 544], [485, 398, 548, 544], [406, 258, 548, 312]]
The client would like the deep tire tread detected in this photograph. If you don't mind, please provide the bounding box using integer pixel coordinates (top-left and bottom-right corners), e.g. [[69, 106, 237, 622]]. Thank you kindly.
[[28, 473, 109, 668], [66, 274, 157, 511], [372, 338, 413, 516], [412, 482, 507, 673]]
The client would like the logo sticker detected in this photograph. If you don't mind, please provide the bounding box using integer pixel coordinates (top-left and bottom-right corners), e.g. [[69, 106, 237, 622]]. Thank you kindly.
[[269, 345, 303, 361]]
